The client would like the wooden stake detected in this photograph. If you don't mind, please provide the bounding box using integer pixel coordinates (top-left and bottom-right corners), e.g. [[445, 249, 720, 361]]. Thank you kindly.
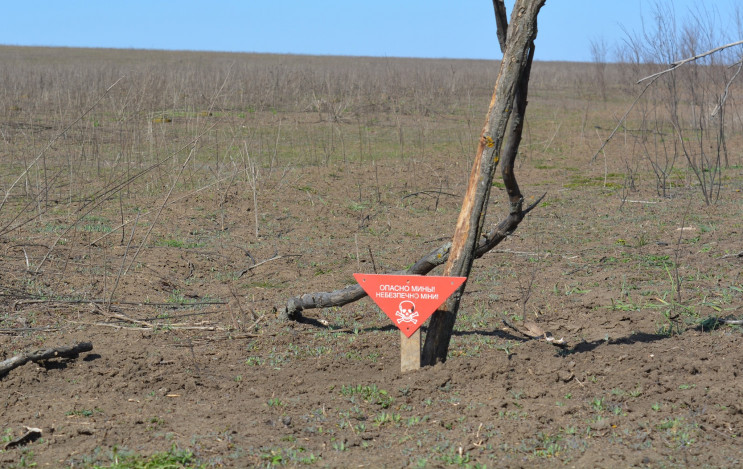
[[400, 329, 421, 372]]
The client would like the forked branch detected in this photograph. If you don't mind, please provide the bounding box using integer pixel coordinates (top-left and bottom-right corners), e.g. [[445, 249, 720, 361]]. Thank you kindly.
[[280, 194, 544, 321]]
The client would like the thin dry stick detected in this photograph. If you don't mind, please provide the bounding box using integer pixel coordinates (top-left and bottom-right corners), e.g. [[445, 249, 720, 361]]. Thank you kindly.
[[717, 318, 743, 324], [711, 60, 743, 117], [595, 128, 608, 186], [368, 247, 378, 273], [237, 253, 285, 278], [244, 143, 260, 238], [228, 284, 257, 322], [91, 303, 153, 328], [637, 39, 743, 84], [107, 212, 140, 311], [355, 234, 361, 271]]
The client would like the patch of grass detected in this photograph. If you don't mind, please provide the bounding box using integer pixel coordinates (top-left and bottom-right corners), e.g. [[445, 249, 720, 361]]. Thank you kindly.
[[435, 447, 482, 467], [373, 410, 401, 427], [533, 431, 563, 459], [563, 174, 622, 189], [656, 417, 697, 448], [88, 445, 205, 468], [347, 201, 368, 212], [259, 446, 319, 466], [166, 290, 201, 305], [82, 222, 113, 233], [590, 397, 605, 412], [155, 238, 204, 249], [340, 384, 393, 408], [36, 222, 69, 233], [564, 285, 590, 295], [245, 280, 284, 289], [640, 254, 673, 268], [8, 449, 36, 468]]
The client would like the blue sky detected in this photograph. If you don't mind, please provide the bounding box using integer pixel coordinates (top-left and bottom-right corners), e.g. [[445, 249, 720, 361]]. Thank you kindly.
[[1, 1, 740, 62]]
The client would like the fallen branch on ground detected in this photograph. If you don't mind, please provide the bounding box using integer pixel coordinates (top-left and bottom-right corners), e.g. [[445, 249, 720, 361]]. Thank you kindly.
[[4, 427, 42, 450], [401, 190, 458, 200], [0, 342, 93, 377], [280, 193, 545, 320], [721, 251, 743, 259]]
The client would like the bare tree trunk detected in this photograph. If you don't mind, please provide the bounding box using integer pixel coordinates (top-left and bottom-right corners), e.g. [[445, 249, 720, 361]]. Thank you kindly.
[[421, 0, 545, 366]]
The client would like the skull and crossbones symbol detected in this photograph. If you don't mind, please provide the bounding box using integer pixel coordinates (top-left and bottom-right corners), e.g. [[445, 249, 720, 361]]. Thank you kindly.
[[395, 300, 418, 324]]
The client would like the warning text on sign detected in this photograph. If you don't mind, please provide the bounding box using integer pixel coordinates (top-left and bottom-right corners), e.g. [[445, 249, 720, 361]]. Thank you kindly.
[[376, 284, 439, 300]]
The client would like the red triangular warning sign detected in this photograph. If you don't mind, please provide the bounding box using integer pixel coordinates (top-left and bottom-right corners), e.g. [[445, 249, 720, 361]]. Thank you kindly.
[[354, 273, 467, 337]]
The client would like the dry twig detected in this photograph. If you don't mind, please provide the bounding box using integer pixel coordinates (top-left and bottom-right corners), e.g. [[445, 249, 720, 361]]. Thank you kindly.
[[637, 40, 743, 84]]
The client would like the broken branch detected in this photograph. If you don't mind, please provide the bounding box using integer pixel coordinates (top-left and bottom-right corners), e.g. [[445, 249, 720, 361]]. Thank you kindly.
[[280, 194, 544, 320], [0, 342, 93, 377]]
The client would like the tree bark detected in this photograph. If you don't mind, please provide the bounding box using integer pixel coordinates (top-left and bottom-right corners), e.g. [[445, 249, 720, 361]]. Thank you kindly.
[[421, 0, 545, 366]]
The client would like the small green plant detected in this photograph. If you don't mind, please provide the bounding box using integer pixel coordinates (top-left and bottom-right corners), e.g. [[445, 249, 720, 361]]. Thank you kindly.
[[510, 390, 524, 400], [340, 384, 393, 408], [406, 415, 427, 426], [245, 356, 263, 366], [565, 285, 590, 295], [332, 439, 347, 452], [373, 411, 401, 426], [166, 290, 188, 304], [657, 417, 697, 448], [590, 397, 605, 412], [496, 341, 514, 356], [66, 408, 97, 418], [267, 398, 285, 408]]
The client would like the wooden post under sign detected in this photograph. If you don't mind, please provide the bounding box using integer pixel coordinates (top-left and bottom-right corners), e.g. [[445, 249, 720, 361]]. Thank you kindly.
[[400, 329, 421, 372]]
